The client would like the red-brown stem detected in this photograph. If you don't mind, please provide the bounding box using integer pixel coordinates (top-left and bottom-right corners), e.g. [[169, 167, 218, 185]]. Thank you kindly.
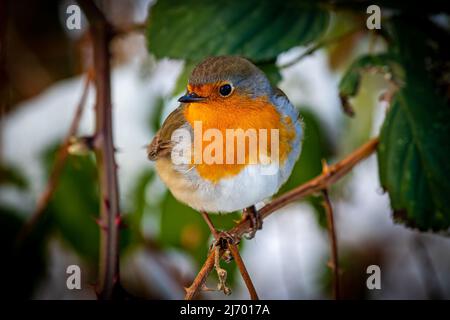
[[200, 211, 220, 239], [196, 211, 259, 300], [184, 249, 216, 300], [78, 0, 120, 300], [322, 189, 340, 300], [228, 242, 259, 300], [280, 28, 363, 69]]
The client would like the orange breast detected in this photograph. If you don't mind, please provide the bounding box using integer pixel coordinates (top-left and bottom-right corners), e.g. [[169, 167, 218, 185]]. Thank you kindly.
[[183, 94, 295, 183]]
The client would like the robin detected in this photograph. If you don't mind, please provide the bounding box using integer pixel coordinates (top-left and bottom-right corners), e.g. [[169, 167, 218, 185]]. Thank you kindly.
[[148, 56, 303, 239]]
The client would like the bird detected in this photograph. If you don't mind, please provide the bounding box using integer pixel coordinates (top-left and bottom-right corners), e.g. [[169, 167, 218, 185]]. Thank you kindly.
[[148, 56, 303, 239]]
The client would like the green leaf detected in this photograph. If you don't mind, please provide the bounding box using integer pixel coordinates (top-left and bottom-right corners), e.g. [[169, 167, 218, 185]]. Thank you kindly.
[[0, 164, 28, 190], [377, 17, 450, 230], [147, 0, 329, 63], [42, 144, 134, 260], [378, 84, 450, 230], [338, 53, 398, 114], [340, 59, 397, 154], [42, 146, 100, 262]]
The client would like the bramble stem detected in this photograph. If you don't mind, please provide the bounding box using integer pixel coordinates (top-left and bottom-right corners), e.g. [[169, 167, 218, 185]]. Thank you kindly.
[[78, 0, 121, 300]]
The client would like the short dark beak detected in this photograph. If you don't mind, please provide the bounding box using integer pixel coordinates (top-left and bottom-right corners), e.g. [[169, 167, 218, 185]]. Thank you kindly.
[[178, 92, 206, 103]]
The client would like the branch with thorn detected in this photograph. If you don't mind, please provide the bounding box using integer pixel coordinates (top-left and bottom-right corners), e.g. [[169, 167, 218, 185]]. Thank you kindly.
[[279, 28, 363, 69], [322, 187, 340, 300], [77, 0, 121, 300]]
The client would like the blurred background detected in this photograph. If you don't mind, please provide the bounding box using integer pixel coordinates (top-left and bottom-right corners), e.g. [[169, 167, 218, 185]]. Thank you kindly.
[[1, 0, 449, 299]]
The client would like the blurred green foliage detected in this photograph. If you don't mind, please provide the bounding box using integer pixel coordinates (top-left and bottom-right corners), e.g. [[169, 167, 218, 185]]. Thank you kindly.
[[377, 18, 450, 230], [128, 170, 156, 243], [44, 145, 135, 258], [0, 164, 28, 190], [42, 146, 100, 263], [339, 53, 396, 108], [337, 16, 450, 230], [147, 0, 329, 63], [149, 0, 329, 98]]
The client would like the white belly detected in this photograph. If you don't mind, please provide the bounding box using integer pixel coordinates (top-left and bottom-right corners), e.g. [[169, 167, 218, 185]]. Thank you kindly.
[[156, 152, 298, 213]]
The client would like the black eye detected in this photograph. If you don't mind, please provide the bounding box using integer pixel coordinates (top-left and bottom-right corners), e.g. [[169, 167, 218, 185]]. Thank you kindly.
[[219, 84, 233, 97]]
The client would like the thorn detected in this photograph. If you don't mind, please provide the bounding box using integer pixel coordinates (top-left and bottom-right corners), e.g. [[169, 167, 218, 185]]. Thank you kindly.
[[115, 215, 127, 229], [321, 159, 330, 175], [95, 218, 108, 231], [88, 281, 97, 290], [327, 260, 335, 269], [201, 284, 216, 292], [327, 261, 344, 275], [115, 215, 121, 226], [339, 94, 355, 117], [67, 136, 95, 155], [94, 283, 101, 299], [104, 198, 110, 210], [93, 133, 103, 149]]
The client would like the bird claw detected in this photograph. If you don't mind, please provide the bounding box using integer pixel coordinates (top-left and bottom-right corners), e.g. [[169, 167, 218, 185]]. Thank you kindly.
[[213, 231, 237, 248], [242, 206, 263, 239]]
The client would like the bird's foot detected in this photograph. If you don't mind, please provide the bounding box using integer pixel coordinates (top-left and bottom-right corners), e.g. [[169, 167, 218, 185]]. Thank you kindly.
[[214, 230, 237, 245], [241, 205, 263, 239]]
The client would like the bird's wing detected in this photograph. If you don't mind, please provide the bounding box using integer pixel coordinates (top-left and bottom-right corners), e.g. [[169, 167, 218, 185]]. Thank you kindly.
[[273, 87, 302, 120], [147, 104, 187, 161], [272, 87, 289, 101]]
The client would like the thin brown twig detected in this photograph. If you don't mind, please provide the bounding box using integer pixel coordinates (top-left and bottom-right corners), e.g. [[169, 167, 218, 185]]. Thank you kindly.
[[322, 188, 340, 300], [112, 22, 147, 37], [201, 211, 220, 239], [228, 242, 259, 300], [78, 0, 121, 300], [16, 71, 92, 244], [184, 249, 216, 300], [280, 28, 363, 69], [196, 211, 259, 300], [213, 245, 232, 295], [186, 137, 379, 298]]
